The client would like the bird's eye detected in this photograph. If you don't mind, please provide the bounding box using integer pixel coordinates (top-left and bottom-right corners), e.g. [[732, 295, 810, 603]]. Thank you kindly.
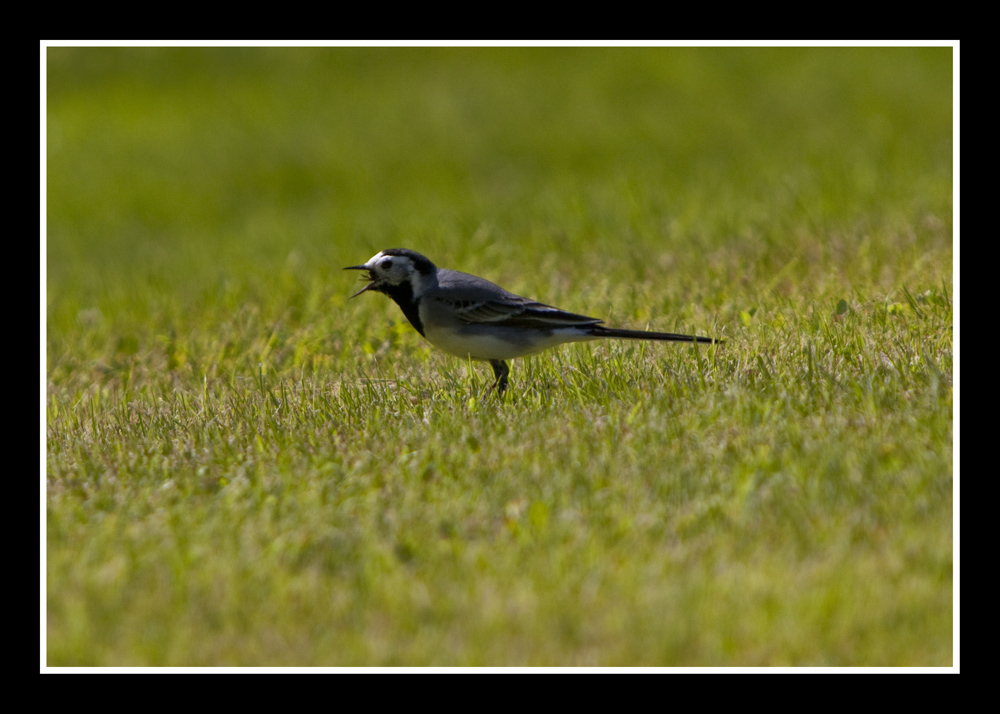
[[382, 260, 393, 269]]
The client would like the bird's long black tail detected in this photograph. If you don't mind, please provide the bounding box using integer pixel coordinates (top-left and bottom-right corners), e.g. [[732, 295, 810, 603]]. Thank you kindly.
[[590, 326, 722, 344]]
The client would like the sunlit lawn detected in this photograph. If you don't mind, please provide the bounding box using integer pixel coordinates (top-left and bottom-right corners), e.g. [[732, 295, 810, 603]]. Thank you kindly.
[[46, 46, 953, 666]]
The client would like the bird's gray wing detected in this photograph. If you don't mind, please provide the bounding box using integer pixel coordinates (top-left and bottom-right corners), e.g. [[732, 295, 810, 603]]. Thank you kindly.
[[431, 270, 602, 328], [451, 297, 601, 327]]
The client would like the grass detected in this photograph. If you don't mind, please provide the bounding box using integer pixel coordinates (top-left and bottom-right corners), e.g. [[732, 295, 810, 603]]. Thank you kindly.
[[45, 46, 953, 667]]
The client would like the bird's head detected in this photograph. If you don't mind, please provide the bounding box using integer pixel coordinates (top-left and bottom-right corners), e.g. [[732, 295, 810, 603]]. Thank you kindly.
[[344, 249, 438, 298]]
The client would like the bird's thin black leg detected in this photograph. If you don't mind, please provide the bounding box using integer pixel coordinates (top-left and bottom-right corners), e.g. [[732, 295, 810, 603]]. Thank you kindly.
[[489, 360, 509, 396]]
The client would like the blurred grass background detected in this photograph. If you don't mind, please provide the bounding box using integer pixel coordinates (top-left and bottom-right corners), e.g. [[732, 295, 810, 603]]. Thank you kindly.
[[46, 46, 953, 666]]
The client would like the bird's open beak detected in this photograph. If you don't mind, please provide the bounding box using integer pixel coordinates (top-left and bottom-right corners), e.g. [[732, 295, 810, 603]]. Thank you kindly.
[[344, 264, 376, 298]]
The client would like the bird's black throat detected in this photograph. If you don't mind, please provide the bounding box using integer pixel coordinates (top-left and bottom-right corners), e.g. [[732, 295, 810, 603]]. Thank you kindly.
[[376, 281, 425, 336]]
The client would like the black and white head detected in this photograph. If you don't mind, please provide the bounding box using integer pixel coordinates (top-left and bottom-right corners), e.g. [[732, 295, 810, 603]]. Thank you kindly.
[[344, 249, 438, 299]]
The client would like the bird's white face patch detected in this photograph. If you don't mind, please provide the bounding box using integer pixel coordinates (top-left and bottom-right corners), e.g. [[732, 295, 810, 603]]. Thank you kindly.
[[363, 251, 415, 286], [355, 251, 436, 298]]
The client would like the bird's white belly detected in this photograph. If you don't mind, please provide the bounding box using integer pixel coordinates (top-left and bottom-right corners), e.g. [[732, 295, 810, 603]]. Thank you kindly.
[[423, 324, 597, 361]]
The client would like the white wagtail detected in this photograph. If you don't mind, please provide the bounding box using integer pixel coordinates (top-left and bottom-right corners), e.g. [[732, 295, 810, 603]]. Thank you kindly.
[[345, 248, 722, 395]]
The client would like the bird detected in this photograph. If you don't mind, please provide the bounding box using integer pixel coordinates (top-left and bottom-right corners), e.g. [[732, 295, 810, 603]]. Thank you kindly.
[[345, 248, 722, 396]]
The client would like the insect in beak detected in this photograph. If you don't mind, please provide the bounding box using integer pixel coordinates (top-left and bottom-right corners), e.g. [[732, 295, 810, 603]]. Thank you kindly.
[[343, 264, 375, 298]]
